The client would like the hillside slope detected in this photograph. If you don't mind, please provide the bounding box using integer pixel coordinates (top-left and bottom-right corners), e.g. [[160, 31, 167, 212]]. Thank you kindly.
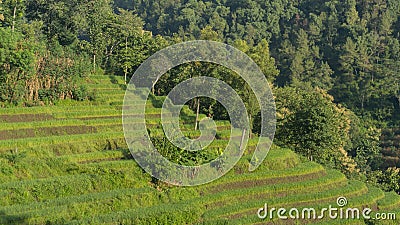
[[0, 75, 398, 224]]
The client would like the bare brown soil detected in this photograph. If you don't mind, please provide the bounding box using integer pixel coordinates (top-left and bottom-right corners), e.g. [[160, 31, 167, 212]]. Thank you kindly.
[[0, 114, 54, 123], [207, 171, 326, 194], [0, 125, 98, 140], [206, 170, 326, 195], [78, 116, 121, 121]]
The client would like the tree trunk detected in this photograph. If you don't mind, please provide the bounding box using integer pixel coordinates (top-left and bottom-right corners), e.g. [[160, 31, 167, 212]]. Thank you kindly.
[[93, 54, 96, 73], [239, 129, 247, 152], [248, 114, 253, 139], [11, 6, 16, 32], [124, 37, 128, 84], [360, 94, 365, 113], [124, 67, 128, 85], [195, 98, 200, 131], [397, 95, 400, 108], [396, 83, 400, 108]]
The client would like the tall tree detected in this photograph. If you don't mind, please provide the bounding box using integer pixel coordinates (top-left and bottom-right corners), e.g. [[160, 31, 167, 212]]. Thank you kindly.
[[275, 85, 358, 174], [25, 0, 81, 45], [248, 39, 279, 83], [1, 0, 25, 31], [77, 0, 114, 71], [0, 1, 4, 21], [0, 27, 34, 104]]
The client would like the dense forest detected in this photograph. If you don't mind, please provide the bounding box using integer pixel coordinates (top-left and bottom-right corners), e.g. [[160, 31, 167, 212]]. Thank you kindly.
[[0, 0, 399, 194]]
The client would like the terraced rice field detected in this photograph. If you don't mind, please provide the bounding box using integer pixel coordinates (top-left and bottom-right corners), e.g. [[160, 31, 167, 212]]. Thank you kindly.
[[381, 128, 400, 169], [0, 75, 398, 224]]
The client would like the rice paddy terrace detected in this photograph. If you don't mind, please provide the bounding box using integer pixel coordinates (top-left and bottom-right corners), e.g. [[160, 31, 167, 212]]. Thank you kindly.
[[381, 128, 400, 169], [0, 75, 399, 224]]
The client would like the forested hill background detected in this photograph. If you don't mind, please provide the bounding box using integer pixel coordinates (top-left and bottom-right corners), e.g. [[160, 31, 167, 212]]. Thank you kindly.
[[117, 0, 400, 121], [1, 0, 399, 121], [0, 0, 399, 193]]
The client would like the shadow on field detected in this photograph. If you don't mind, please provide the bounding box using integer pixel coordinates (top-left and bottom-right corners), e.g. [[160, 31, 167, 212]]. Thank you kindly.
[[122, 149, 134, 159], [0, 211, 28, 224], [108, 75, 127, 90], [109, 75, 119, 84]]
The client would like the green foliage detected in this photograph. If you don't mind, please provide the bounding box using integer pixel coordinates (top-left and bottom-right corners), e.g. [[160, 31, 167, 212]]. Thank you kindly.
[[0, 1, 3, 21], [0, 1, 400, 223], [0, 27, 34, 105], [368, 168, 400, 194], [33, 43, 92, 104], [275, 85, 358, 174], [0, 0, 26, 31], [150, 135, 219, 167], [347, 116, 382, 172], [116, 0, 400, 123], [2, 149, 26, 165]]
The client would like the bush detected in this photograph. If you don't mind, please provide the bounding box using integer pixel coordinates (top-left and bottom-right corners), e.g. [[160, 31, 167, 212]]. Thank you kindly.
[[275, 85, 358, 175], [72, 85, 89, 101]]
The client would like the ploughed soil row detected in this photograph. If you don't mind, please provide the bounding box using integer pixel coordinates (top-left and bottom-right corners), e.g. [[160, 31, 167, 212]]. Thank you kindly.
[[78, 116, 121, 121], [204, 170, 326, 195], [205, 176, 348, 214], [77, 157, 125, 164], [78, 113, 173, 120], [0, 126, 98, 140], [380, 127, 400, 169], [0, 114, 55, 123], [381, 156, 400, 169]]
